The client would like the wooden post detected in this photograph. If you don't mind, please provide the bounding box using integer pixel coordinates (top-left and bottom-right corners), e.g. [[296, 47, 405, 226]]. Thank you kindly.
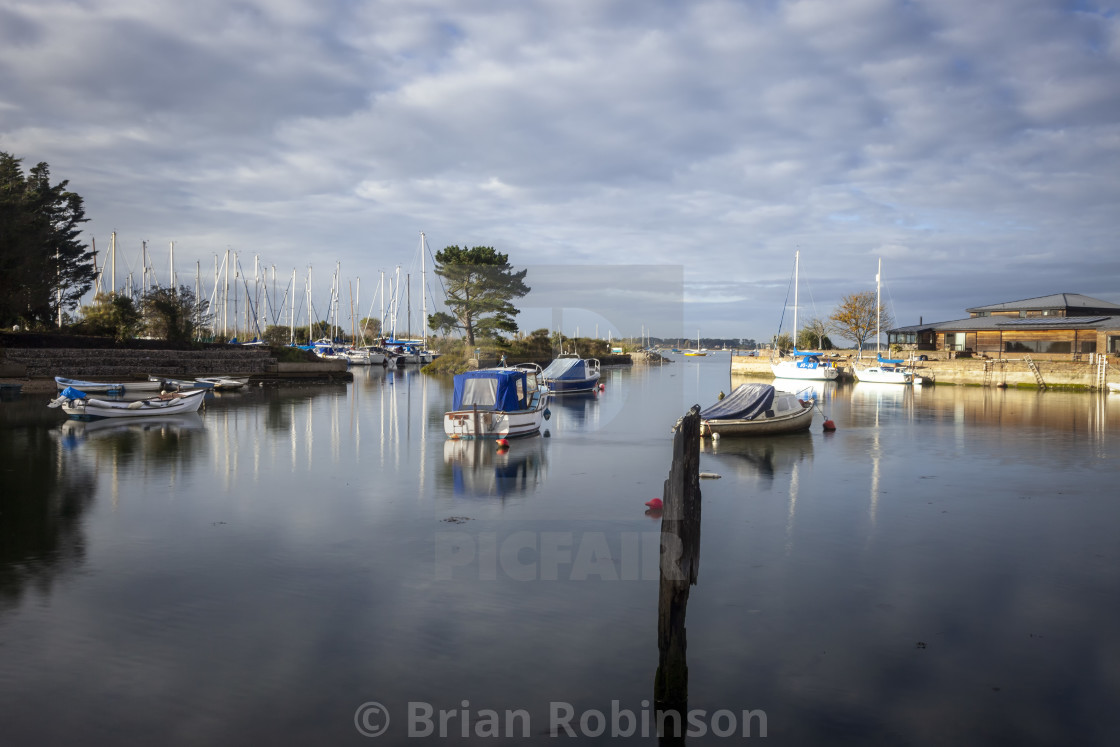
[[654, 405, 702, 742]]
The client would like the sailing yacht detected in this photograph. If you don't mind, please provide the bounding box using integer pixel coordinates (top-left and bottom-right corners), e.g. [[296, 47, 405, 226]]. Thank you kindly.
[[853, 259, 912, 385], [771, 251, 839, 381]]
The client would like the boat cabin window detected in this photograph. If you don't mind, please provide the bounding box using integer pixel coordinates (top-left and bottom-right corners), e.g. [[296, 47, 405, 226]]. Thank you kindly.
[[515, 377, 525, 405], [461, 378, 499, 408]]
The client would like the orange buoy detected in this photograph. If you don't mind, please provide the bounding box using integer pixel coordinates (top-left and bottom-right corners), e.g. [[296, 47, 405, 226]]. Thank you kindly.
[[822, 419, 836, 431]]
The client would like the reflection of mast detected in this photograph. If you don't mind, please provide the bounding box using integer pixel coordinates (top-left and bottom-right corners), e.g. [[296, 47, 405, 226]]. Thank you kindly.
[[786, 460, 799, 555], [869, 429, 881, 530]]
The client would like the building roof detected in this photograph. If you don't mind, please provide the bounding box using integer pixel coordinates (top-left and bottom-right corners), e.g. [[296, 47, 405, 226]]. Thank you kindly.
[[966, 293, 1120, 313], [894, 315, 1120, 333]]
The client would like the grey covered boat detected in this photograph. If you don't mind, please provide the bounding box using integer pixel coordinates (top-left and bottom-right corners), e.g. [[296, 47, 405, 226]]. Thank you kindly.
[[697, 383, 814, 437]]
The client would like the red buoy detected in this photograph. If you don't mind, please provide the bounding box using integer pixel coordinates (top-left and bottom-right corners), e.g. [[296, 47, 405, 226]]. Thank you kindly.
[[822, 419, 836, 431], [599, 383, 605, 391], [496, 438, 509, 447], [645, 498, 663, 509]]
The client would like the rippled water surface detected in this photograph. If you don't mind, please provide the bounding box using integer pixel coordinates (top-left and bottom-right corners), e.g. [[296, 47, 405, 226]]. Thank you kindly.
[[2, 357, 1119, 745]]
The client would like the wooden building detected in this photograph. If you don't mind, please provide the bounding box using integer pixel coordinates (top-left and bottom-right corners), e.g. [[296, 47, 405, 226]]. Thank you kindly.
[[889, 293, 1120, 359]]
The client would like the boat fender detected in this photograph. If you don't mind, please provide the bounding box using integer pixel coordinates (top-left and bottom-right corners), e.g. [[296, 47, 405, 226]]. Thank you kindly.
[[822, 419, 837, 431], [543, 408, 551, 420]]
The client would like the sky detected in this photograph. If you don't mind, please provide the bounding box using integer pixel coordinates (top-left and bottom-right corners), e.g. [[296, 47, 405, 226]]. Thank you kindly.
[[3, 0, 1120, 343]]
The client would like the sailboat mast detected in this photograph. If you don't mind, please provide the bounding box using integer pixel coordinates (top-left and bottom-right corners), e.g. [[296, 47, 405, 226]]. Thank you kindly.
[[793, 249, 799, 350], [875, 257, 881, 356], [420, 232, 428, 344], [110, 232, 116, 296]]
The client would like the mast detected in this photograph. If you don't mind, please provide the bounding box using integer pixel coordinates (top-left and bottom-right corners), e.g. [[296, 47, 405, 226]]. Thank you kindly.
[[793, 249, 799, 351], [194, 260, 200, 339], [420, 232, 428, 344], [110, 232, 117, 295], [290, 268, 296, 344], [223, 249, 230, 339], [875, 257, 881, 357], [169, 241, 175, 290]]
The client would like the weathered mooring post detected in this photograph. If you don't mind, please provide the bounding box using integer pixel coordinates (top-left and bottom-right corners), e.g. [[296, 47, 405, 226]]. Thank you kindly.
[[654, 405, 702, 742]]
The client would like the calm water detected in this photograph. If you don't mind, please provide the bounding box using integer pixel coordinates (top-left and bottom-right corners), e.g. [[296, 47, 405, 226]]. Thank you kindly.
[[2, 357, 1119, 745]]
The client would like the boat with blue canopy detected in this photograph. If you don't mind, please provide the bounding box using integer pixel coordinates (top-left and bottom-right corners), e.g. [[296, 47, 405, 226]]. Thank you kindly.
[[444, 367, 550, 439], [540, 354, 601, 393]]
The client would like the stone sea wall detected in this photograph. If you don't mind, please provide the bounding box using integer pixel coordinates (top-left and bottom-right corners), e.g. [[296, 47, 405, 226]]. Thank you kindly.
[[730, 354, 1115, 389]]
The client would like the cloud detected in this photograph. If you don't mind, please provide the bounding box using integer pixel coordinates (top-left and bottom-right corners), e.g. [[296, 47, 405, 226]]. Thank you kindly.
[[3, 0, 1119, 338]]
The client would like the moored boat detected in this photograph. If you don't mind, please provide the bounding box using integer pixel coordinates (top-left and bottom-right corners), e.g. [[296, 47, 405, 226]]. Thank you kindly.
[[148, 375, 215, 390], [444, 367, 550, 439], [696, 383, 815, 437], [770, 251, 840, 381], [194, 376, 249, 390], [853, 354, 914, 384], [853, 259, 912, 385], [49, 386, 207, 420], [54, 376, 163, 396], [540, 354, 601, 393]]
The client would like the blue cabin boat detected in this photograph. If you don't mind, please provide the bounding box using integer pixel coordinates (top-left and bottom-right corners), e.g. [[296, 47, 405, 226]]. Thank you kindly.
[[539, 354, 601, 393]]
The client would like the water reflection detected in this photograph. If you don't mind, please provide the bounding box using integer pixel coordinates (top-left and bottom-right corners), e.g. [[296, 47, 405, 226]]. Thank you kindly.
[[549, 391, 601, 431], [0, 401, 96, 613], [700, 431, 813, 484], [441, 437, 548, 499]]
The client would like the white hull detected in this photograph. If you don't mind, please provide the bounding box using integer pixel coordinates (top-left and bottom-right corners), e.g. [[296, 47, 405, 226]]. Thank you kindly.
[[444, 406, 545, 439], [55, 377, 163, 394], [853, 366, 913, 384], [51, 389, 207, 420], [771, 361, 840, 381], [195, 376, 249, 390], [1108, 382, 1120, 394]]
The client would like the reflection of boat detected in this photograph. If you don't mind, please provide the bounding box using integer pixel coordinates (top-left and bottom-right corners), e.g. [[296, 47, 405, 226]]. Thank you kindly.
[[60, 413, 205, 439], [770, 251, 840, 381], [444, 367, 549, 439], [540, 354, 601, 393], [49, 387, 207, 420], [195, 376, 249, 390], [701, 430, 813, 480], [442, 437, 548, 497], [54, 376, 162, 395], [854, 259, 913, 385], [697, 383, 814, 436], [1109, 382, 1120, 394]]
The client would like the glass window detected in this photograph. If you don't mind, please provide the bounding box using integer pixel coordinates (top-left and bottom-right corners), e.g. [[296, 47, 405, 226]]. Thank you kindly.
[[1004, 340, 1072, 354], [1080, 340, 1097, 353]]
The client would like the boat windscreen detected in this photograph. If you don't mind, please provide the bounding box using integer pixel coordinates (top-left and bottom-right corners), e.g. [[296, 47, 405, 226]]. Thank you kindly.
[[460, 378, 498, 408]]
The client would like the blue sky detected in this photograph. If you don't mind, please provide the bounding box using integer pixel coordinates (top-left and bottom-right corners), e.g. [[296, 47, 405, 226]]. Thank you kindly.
[[3, 0, 1119, 341]]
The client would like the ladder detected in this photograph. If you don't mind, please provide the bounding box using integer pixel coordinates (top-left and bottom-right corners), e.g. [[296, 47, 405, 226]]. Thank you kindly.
[[1024, 355, 1046, 389], [1096, 354, 1109, 391], [982, 359, 994, 387]]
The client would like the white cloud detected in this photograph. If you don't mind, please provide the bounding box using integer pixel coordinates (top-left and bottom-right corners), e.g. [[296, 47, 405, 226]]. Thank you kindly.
[[2, 0, 1118, 337]]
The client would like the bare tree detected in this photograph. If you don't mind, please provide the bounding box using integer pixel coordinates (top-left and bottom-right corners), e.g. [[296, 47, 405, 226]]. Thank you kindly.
[[830, 292, 894, 358]]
